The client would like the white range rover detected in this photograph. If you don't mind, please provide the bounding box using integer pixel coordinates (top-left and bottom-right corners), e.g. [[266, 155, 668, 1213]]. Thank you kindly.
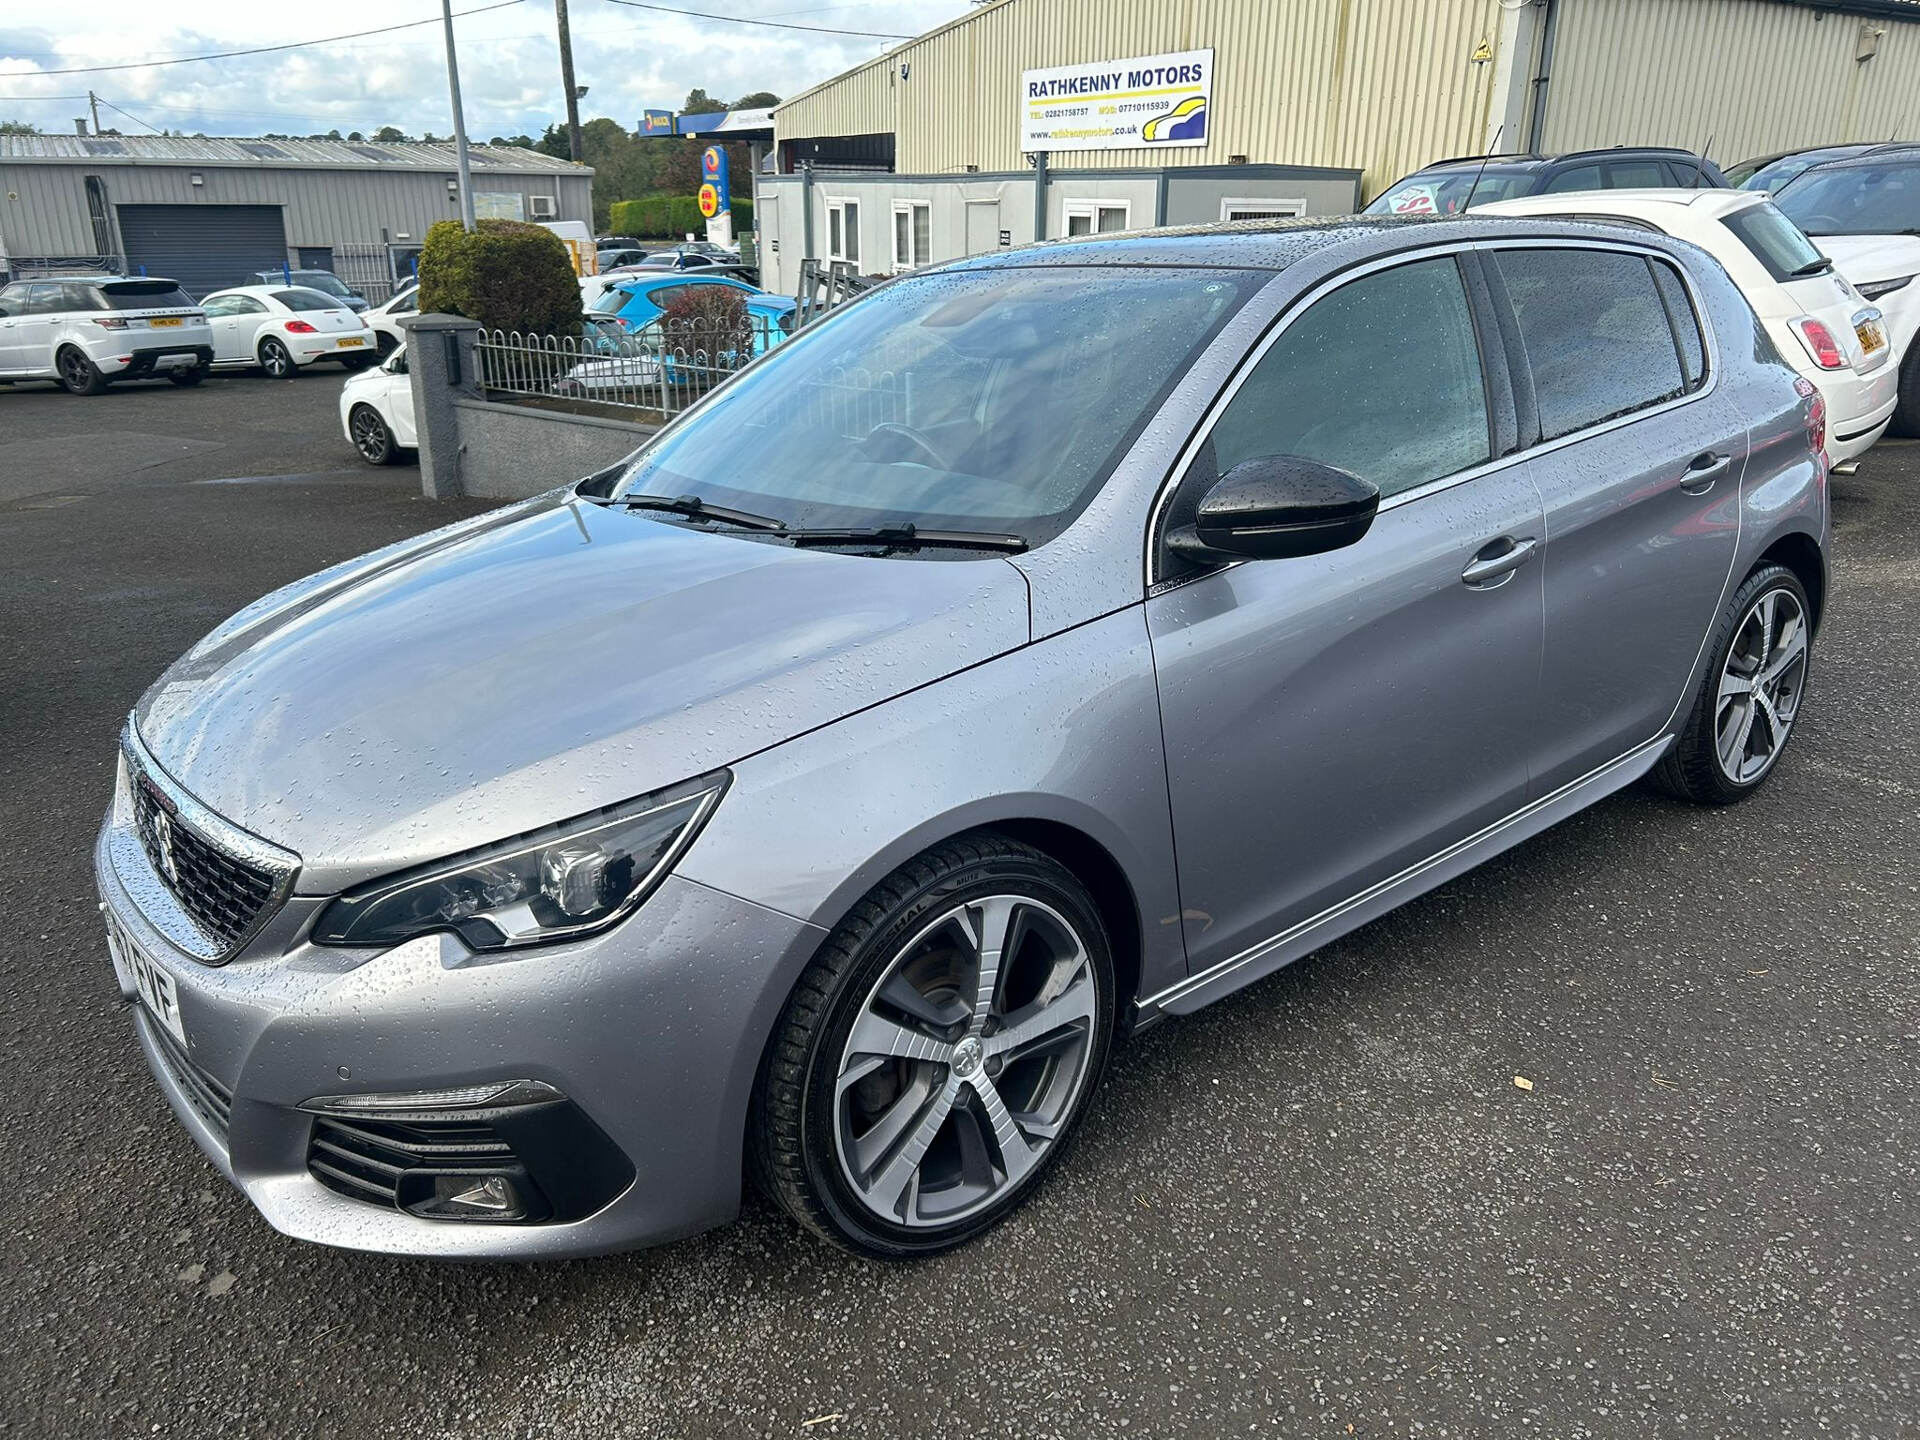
[[0, 275, 213, 394]]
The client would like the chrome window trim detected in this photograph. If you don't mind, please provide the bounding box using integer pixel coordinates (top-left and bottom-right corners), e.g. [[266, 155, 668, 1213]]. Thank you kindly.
[[117, 715, 300, 963], [1142, 235, 1722, 591]]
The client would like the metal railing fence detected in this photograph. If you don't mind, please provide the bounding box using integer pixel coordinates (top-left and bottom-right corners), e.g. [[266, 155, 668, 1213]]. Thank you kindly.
[[476, 313, 784, 415]]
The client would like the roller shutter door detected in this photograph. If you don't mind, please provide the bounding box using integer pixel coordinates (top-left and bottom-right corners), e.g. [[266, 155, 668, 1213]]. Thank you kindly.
[[117, 205, 288, 298]]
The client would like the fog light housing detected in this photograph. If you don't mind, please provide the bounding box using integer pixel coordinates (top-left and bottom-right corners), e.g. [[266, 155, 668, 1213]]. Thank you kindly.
[[398, 1170, 532, 1221]]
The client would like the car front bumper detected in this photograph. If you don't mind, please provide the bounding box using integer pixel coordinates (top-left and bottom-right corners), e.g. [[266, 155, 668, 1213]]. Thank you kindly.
[[95, 815, 826, 1259]]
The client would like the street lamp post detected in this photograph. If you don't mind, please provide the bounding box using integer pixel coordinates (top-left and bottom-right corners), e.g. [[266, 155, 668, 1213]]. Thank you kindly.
[[440, 0, 477, 230]]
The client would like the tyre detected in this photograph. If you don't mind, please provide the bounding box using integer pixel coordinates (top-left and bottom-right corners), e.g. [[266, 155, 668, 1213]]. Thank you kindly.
[[167, 366, 207, 387], [341, 353, 377, 372], [752, 833, 1115, 1258], [1654, 563, 1811, 805], [56, 346, 109, 395], [258, 337, 295, 379], [348, 403, 399, 466], [1892, 345, 1920, 439], [375, 332, 398, 360]]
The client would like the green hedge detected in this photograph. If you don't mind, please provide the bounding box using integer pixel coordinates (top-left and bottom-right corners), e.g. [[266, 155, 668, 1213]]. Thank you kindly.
[[417, 218, 580, 337], [606, 194, 753, 240]]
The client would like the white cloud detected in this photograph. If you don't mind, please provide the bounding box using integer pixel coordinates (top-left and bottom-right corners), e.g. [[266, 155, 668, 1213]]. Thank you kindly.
[[0, 1, 970, 138]]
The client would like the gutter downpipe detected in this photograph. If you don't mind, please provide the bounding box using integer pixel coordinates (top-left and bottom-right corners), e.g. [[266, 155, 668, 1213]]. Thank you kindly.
[[1525, 0, 1562, 154]]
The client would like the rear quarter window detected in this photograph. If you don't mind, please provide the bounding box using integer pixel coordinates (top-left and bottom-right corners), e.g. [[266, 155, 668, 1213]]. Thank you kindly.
[[1718, 202, 1827, 282], [1496, 248, 1690, 440]]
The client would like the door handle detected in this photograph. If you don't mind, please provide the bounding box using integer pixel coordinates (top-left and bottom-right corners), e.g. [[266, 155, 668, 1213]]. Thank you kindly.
[[1462, 535, 1539, 588], [1679, 451, 1732, 495]]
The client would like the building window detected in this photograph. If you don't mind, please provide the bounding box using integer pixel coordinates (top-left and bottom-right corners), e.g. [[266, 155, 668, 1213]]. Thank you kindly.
[[826, 198, 860, 264], [892, 201, 931, 272], [1220, 198, 1308, 222], [1064, 200, 1130, 236]]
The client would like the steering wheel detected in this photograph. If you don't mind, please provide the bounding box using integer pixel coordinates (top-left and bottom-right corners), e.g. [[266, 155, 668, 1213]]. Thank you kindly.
[[1797, 213, 1848, 235], [860, 422, 947, 469]]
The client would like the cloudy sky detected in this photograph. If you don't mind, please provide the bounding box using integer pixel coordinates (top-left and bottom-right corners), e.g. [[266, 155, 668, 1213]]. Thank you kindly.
[[0, 0, 972, 140]]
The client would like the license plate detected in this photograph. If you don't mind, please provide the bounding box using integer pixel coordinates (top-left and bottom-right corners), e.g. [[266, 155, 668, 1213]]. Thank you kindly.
[[107, 916, 187, 1045], [1856, 319, 1886, 354], [337, 336, 365, 348], [149, 317, 184, 328]]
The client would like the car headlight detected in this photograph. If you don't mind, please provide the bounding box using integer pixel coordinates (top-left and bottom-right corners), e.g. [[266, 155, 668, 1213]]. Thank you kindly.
[[1856, 274, 1914, 301], [311, 774, 727, 951]]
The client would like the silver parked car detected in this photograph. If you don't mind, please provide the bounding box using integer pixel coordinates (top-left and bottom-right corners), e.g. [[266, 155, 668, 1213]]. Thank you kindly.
[[97, 217, 1829, 1260]]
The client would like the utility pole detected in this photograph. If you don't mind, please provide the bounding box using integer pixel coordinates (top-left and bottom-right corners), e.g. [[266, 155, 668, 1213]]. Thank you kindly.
[[440, 0, 477, 230], [555, 0, 584, 163], [88, 91, 101, 136]]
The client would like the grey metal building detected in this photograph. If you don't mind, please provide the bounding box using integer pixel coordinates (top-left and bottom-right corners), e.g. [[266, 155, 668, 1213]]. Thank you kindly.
[[0, 134, 593, 299], [763, 0, 1920, 295]]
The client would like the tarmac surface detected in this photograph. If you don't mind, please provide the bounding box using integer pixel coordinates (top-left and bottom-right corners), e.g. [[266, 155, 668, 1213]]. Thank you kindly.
[[3, 369, 1916, 1438]]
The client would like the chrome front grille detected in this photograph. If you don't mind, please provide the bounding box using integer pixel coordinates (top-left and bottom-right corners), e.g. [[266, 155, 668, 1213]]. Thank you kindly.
[[132, 780, 277, 950], [119, 721, 299, 963]]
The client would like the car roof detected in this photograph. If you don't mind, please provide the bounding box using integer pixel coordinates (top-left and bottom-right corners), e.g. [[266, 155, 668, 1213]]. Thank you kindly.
[[203, 283, 346, 302], [612, 272, 747, 292], [1480, 187, 1767, 220], [1419, 146, 1705, 172], [936, 213, 1694, 275], [1783, 143, 1920, 176]]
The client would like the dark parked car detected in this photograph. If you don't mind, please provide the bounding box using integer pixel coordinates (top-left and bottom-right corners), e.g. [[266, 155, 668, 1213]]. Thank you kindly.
[[99, 216, 1827, 1261], [1365, 147, 1728, 215], [1729, 142, 1918, 192]]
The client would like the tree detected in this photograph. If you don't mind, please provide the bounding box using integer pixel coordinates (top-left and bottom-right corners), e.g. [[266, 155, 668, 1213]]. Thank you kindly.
[[348, 131, 364, 142], [373, 125, 407, 142], [535, 122, 570, 160], [0, 119, 39, 135], [682, 88, 724, 114], [731, 91, 780, 109]]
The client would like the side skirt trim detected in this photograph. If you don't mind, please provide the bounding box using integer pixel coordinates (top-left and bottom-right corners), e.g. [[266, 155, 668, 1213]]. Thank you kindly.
[[1135, 734, 1673, 1020]]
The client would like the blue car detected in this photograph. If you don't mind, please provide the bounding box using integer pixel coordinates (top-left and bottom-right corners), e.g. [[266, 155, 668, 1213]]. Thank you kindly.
[[587, 273, 762, 332]]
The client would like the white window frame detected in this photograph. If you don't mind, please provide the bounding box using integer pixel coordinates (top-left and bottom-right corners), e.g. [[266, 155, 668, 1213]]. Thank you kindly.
[[825, 196, 861, 264], [1063, 199, 1131, 236], [891, 200, 932, 272], [1219, 197, 1309, 222]]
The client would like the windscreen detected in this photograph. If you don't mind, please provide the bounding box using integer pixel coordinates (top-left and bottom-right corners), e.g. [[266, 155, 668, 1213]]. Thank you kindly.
[[100, 282, 196, 310], [1776, 160, 1920, 235], [274, 288, 344, 312], [1363, 168, 1536, 216], [297, 273, 352, 296], [613, 265, 1256, 549], [1719, 201, 1829, 280]]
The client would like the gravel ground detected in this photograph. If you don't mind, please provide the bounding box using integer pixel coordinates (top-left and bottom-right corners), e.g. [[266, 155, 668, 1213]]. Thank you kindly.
[[2, 371, 1916, 1438]]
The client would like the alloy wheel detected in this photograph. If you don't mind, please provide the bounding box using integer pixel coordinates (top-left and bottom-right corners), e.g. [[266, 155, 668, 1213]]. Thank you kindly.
[[1714, 587, 1807, 785], [833, 895, 1099, 1228], [350, 407, 390, 463], [59, 350, 92, 391], [261, 341, 292, 378]]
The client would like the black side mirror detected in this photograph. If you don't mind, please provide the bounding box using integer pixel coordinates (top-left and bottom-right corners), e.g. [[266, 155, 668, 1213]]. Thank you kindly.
[[1168, 455, 1381, 561]]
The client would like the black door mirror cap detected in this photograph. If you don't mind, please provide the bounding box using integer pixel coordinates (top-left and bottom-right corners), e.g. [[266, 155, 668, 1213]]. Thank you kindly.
[[1171, 455, 1381, 562]]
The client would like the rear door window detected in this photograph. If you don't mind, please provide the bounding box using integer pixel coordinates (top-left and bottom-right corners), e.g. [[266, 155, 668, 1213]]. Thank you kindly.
[[1541, 164, 1604, 194], [1605, 160, 1666, 188], [1496, 248, 1690, 440], [1205, 256, 1492, 499]]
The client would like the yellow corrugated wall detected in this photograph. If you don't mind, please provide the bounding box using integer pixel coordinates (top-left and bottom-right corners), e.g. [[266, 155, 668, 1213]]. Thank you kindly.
[[775, 0, 1508, 196], [1542, 0, 1920, 160]]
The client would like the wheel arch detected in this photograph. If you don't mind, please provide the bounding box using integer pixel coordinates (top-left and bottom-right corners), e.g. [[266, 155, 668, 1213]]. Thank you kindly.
[[1755, 528, 1827, 631], [988, 818, 1144, 1030]]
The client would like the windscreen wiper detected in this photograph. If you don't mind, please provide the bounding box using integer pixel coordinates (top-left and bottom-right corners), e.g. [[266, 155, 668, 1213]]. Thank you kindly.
[[1787, 256, 1834, 277], [779, 524, 1028, 553], [605, 493, 788, 532]]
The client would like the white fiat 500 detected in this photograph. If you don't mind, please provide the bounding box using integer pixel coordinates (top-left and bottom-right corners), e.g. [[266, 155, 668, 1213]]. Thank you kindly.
[[198, 285, 377, 379], [1480, 189, 1900, 466], [338, 343, 416, 465]]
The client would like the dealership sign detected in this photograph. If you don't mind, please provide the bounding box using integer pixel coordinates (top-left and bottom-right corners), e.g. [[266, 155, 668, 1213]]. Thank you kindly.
[[1021, 48, 1213, 153]]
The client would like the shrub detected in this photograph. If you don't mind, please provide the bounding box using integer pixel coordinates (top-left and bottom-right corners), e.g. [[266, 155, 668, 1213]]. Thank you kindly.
[[606, 193, 753, 240], [417, 218, 580, 337], [658, 284, 752, 374]]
